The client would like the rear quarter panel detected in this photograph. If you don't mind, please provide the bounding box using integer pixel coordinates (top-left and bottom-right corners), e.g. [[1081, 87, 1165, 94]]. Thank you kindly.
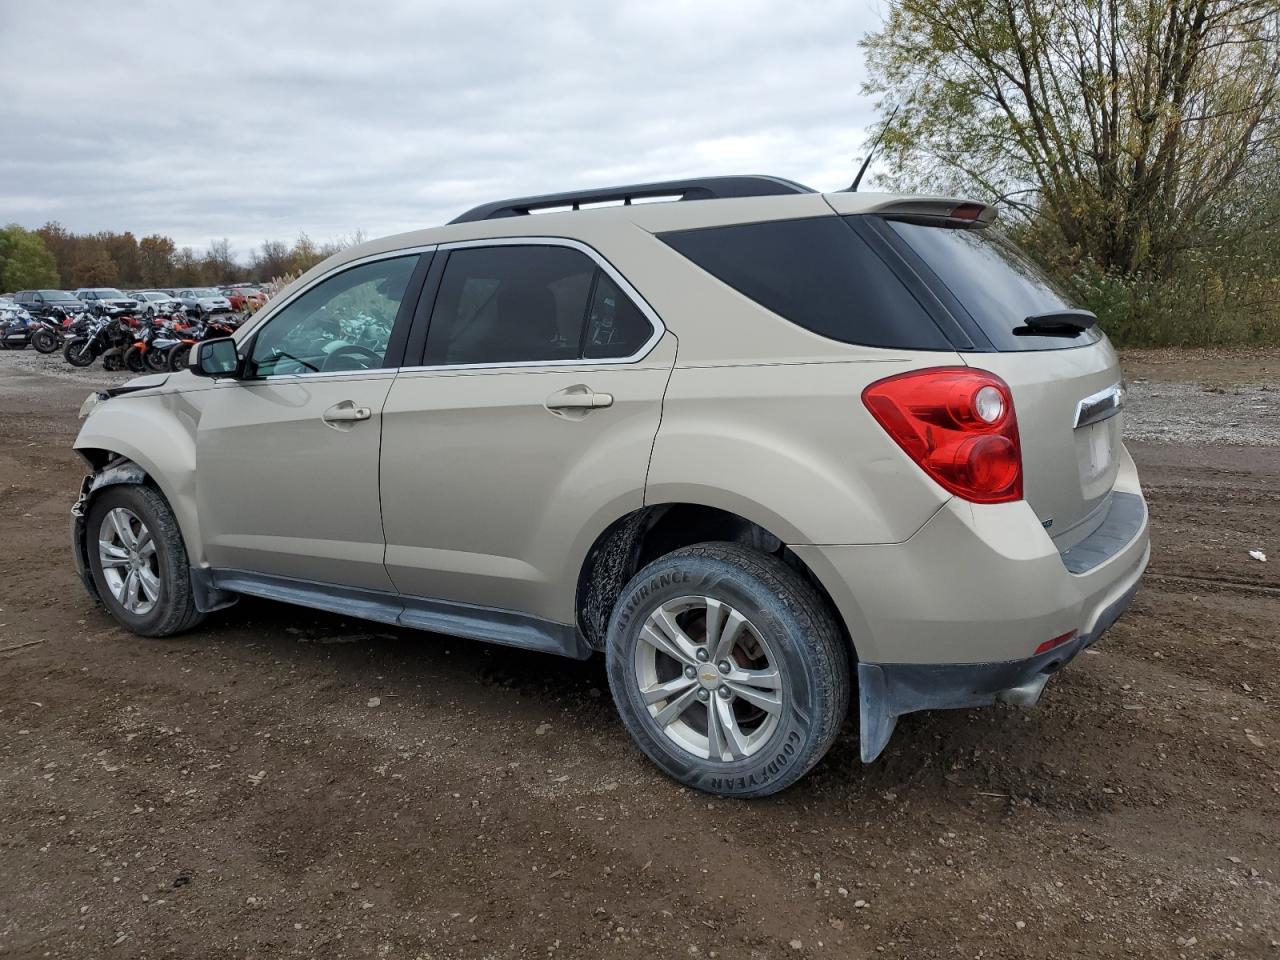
[[647, 355, 962, 546]]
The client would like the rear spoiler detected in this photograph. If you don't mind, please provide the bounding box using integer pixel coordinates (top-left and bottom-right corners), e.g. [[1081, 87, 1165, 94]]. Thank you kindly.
[[825, 192, 998, 228], [864, 198, 998, 227]]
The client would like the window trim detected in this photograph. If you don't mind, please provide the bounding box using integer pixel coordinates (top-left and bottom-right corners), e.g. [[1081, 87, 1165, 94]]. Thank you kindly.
[[232, 245, 438, 382], [401, 236, 665, 373]]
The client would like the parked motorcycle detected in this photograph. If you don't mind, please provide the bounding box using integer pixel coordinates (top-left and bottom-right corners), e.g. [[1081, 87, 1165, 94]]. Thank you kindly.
[[0, 304, 35, 350], [63, 314, 133, 368], [165, 314, 239, 372], [29, 305, 84, 354]]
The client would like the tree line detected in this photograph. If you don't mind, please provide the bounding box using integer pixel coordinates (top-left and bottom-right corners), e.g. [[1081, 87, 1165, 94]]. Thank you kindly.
[[0, 224, 364, 293]]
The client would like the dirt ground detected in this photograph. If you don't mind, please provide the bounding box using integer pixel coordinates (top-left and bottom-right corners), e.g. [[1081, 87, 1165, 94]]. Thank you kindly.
[[1, 348, 1276, 959]]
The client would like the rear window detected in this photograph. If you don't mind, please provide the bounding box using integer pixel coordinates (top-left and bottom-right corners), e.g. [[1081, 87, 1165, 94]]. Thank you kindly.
[[658, 217, 950, 350], [885, 221, 1101, 351]]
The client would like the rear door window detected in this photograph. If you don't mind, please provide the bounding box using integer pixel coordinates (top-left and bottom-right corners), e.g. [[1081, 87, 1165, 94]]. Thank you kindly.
[[657, 217, 950, 350], [423, 245, 654, 366], [883, 220, 1101, 351]]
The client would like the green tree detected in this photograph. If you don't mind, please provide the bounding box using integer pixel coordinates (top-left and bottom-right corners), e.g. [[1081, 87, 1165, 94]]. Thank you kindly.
[[862, 0, 1280, 275], [0, 224, 60, 291]]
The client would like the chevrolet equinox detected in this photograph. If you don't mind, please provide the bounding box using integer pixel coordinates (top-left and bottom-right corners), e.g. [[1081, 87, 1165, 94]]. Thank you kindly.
[[71, 176, 1149, 796]]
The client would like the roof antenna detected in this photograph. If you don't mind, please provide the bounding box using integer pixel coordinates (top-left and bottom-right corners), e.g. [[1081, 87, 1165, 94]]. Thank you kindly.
[[849, 103, 900, 192]]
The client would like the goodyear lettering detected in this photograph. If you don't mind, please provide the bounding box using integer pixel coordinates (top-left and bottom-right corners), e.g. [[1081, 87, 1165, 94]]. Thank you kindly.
[[708, 730, 801, 791]]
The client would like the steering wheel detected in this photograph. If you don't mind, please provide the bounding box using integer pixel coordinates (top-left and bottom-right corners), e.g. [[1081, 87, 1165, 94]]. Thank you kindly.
[[321, 343, 382, 372]]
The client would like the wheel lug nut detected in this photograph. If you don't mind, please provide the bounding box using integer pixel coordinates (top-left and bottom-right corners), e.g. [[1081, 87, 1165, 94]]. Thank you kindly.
[[695, 648, 709, 662], [696, 689, 710, 702], [684, 665, 697, 680], [718, 686, 732, 700], [717, 660, 730, 674]]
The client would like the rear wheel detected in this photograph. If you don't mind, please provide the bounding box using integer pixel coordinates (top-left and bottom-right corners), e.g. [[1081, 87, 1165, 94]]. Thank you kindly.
[[85, 484, 205, 636], [64, 337, 95, 367], [167, 344, 191, 372], [123, 345, 146, 373], [606, 543, 849, 797], [31, 329, 58, 353]]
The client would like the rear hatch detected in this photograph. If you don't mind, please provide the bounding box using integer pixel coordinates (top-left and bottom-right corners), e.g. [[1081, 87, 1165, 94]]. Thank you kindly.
[[878, 217, 1123, 549]]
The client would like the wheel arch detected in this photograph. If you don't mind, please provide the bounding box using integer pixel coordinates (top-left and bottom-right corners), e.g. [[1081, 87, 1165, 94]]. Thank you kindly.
[[574, 501, 863, 661]]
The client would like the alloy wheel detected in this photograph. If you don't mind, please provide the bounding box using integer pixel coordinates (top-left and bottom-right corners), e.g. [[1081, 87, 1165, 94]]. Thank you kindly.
[[97, 507, 161, 615], [633, 596, 783, 762]]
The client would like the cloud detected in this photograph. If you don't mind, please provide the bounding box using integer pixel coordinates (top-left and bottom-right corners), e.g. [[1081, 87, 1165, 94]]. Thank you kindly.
[[0, 0, 885, 259]]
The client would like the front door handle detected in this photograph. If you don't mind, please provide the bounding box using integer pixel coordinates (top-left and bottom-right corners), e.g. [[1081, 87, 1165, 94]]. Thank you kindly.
[[322, 400, 372, 424], [545, 385, 614, 415]]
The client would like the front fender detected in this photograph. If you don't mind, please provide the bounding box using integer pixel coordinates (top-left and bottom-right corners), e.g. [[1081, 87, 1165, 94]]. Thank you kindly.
[[74, 391, 204, 564]]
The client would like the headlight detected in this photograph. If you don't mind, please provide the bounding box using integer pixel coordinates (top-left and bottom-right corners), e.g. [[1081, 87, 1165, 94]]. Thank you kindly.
[[79, 392, 107, 419]]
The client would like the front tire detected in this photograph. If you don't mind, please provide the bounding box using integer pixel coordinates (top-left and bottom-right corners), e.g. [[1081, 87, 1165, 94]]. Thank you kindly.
[[64, 337, 95, 366], [606, 543, 850, 797], [85, 484, 205, 636], [32, 329, 58, 353]]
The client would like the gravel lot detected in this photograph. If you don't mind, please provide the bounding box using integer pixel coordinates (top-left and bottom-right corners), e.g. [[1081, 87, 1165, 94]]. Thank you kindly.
[[0, 348, 1277, 959]]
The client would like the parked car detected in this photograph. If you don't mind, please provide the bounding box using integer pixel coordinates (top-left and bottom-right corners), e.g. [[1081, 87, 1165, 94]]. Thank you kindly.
[[75, 288, 140, 317], [223, 285, 266, 312], [175, 287, 233, 316], [129, 290, 182, 318], [70, 176, 1148, 797], [14, 289, 85, 318]]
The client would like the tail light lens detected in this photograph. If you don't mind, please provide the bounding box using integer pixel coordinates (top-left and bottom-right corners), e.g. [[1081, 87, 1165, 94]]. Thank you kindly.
[[862, 367, 1022, 504]]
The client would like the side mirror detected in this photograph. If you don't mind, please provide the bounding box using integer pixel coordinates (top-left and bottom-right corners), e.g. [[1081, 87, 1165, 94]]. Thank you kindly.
[[190, 337, 242, 378]]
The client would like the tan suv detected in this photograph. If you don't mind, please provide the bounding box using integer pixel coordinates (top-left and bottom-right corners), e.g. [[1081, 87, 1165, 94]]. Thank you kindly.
[[71, 176, 1149, 796]]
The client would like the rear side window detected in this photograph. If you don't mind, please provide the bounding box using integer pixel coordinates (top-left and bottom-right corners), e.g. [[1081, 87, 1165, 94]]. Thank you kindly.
[[885, 221, 1102, 351], [424, 245, 654, 366], [658, 217, 949, 350]]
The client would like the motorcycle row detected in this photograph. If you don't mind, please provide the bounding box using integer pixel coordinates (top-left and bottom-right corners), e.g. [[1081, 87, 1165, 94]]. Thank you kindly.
[[0, 303, 241, 373]]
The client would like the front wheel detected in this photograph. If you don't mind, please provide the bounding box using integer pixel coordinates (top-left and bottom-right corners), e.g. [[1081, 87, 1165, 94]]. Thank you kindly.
[[144, 346, 171, 372], [32, 329, 58, 353], [606, 543, 850, 798], [64, 337, 96, 367], [123, 345, 146, 373], [84, 484, 205, 636]]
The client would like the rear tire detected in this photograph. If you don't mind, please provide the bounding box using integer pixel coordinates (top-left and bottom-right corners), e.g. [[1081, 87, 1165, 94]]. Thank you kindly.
[[85, 484, 205, 637], [606, 543, 850, 797], [167, 344, 191, 372], [32, 329, 58, 353], [123, 345, 146, 373]]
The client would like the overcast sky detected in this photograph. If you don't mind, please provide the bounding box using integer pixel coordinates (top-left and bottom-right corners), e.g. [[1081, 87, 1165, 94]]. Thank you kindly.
[[0, 0, 886, 261]]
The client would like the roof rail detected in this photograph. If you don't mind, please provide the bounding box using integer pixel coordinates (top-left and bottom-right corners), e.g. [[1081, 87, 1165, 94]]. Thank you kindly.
[[449, 175, 815, 224]]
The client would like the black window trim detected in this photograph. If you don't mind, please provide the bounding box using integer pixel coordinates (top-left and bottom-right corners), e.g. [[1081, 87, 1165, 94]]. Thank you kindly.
[[401, 236, 665, 371]]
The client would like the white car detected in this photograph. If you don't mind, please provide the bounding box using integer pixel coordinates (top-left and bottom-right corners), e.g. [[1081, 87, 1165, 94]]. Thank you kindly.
[[130, 291, 182, 318], [176, 288, 233, 316]]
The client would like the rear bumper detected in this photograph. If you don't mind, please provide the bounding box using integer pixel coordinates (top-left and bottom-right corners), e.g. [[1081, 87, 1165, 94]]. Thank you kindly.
[[791, 447, 1149, 761], [855, 576, 1141, 761]]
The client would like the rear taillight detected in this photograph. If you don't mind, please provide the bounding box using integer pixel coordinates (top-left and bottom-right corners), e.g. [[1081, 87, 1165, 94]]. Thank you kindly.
[[862, 367, 1023, 504]]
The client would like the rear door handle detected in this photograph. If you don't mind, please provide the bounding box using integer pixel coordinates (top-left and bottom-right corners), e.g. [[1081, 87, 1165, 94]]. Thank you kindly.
[[322, 400, 372, 423], [545, 385, 614, 413]]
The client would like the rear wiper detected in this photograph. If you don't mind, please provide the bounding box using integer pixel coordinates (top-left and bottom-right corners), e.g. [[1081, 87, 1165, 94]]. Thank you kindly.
[[1013, 309, 1098, 336]]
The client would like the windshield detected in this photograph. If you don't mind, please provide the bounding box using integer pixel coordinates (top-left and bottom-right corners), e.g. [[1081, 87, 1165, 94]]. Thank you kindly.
[[192, 288, 221, 297], [94, 288, 127, 298], [884, 220, 1101, 351], [42, 290, 75, 299]]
